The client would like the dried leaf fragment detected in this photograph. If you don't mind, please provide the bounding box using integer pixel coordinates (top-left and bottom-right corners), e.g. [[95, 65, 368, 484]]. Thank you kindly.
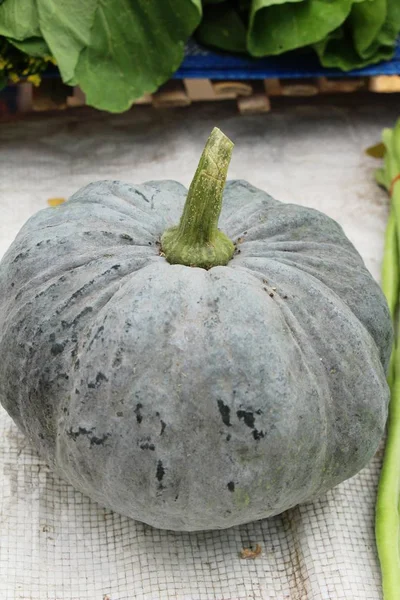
[[240, 543, 262, 559], [47, 197, 66, 207], [365, 142, 386, 159]]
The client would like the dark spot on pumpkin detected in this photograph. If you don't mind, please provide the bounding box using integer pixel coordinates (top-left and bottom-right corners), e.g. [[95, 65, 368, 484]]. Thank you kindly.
[[88, 325, 105, 350], [57, 373, 69, 380], [67, 280, 96, 306], [13, 251, 29, 262], [101, 231, 113, 237], [160, 420, 166, 436], [269, 292, 274, 297], [116, 411, 123, 417], [237, 410, 255, 429], [135, 403, 143, 424], [69, 306, 93, 327], [89, 433, 111, 446], [112, 349, 123, 368], [120, 233, 134, 243], [67, 426, 94, 441], [111, 264, 120, 271], [49, 333, 56, 342], [139, 442, 155, 451], [88, 371, 108, 389], [252, 429, 265, 441], [63, 407, 68, 413], [67, 426, 110, 446], [133, 189, 150, 203], [75, 388, 80, 395], [227, 481, 235, 492], [156, 460, 165, 482], [175, 494, 179, 501], [10, 282, 14, 287], [96, 371, 107, 383], [51, 342, 65, 356], [226, 434, 231, 441], [148, 241, 152, 245], [283, 295, 288, 299], [217, 400, 231, 427], [39, 433, 44, 439]]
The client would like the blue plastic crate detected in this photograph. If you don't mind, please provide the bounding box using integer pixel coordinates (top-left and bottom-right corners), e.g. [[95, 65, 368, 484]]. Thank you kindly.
[[174, 38, 400, 80]]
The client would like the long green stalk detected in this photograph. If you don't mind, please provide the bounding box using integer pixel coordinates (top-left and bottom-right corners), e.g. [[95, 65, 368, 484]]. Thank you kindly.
[[375, 119, 400, 600]]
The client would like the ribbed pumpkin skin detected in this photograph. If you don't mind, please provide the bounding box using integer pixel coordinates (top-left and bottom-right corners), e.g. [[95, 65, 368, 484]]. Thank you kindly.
[[0, 179, 392, 531]]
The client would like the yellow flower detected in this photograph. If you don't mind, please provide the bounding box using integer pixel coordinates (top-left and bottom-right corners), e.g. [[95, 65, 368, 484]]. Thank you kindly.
[[9, 72, 20, 83], [44, 55, 57, 65], [27, 74, 41, 87]]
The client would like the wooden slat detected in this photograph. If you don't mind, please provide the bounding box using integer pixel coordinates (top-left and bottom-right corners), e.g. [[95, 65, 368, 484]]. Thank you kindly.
[[281, 81, 319, 96], [66, 86, 86, 107], [213, 81, 253, 99], [152, 82, 191, 107], [317, 77, 365, 93], [16, 82, 33, 113], [263, 78, 282, 97], [184, 79, 216, 101], [369, 75, 400, 93], [32, 79, 69, 111], [135, 94, 152, 104], [238, 93, 271, 114]]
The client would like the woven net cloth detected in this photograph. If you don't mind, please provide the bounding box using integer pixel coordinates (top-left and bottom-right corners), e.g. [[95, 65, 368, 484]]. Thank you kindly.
[[0, 100, 396, 599]]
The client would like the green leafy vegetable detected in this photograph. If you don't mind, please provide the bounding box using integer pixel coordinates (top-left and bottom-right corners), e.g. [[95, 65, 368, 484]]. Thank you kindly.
[[315, 0, 400, 69], [0, 0, 43, 40], [247, 0, 356, 57], [196, 2, 247, 53], [73, 0, 202, 112], [0, 0, 202, 112], [0, 0, 399, 112], [36, 0, 97, 85], [375, 119, 400, 600], [196, 0, 400, 71]]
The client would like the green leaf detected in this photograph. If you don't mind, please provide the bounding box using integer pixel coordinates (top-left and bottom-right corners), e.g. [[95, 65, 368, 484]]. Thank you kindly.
[[315, 0, 400, 70], [0, 0, 42, 40], [71, 0, 202, 112], [196, 2, 247, 53], [351, 0, 387, 54], [36, 0, 98, 84], [365, 142, 386, 159], [9, 36, 50, 57], [247, 0, 360, 57]]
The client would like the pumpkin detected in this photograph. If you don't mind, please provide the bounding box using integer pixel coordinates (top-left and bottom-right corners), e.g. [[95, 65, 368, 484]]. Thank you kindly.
[[0, 128, 392, 531]]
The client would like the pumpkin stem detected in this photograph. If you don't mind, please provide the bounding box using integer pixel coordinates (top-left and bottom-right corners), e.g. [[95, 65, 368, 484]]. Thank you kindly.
[[161, 127, 235, 269]]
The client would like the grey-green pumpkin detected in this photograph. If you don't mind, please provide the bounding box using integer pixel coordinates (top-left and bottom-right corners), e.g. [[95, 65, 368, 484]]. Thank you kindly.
[[0, 129, 392, 531]]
